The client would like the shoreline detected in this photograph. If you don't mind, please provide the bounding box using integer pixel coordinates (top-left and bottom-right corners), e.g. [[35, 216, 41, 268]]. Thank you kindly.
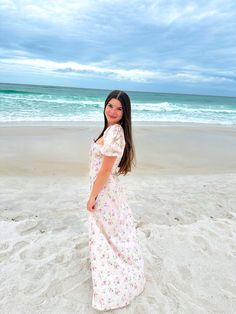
[[1, 120, 236, 128]]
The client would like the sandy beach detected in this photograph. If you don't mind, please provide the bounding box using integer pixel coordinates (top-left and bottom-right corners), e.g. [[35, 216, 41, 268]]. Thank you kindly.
[[1, 121, 236, 176], [0, 122, 236, 313]]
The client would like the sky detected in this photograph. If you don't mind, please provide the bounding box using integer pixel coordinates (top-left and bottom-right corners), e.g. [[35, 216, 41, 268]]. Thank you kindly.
[[0, 0, 236, 96]]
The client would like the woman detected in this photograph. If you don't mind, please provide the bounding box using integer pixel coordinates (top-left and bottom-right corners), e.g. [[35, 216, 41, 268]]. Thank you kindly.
[[87, 90, 146, 311]]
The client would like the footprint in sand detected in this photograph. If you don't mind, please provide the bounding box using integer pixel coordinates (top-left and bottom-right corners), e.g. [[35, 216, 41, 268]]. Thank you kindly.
[[136, 221, 145, 229], [20, 245, 48, 261], [230, 244, 236, 257], [74, 240, 87, 251], [31, 266, 48, 281], [53, 254, 65, 263], [23, 281, 47, 296], [0, 241, 10, 251], [0, 241, 26, 262], [43, 273, 90, 298], [203, 227, 219, 238], [31, 246, 48, 260], [11, 241, 29, 255], [143, 228, 152, 239], [53, 224, 68, 232], [184, 210, 197, 220], [0, 250, 10, 262], [220, 282, 236, 296], [16, 220, 38, 235], [215, 220, 231, 230], [74, 239, 89, 259], [19, 250, 27, 260], [11, 215, 26, 222], [177, 265, 192, 281], [193, 235, 212, 252]]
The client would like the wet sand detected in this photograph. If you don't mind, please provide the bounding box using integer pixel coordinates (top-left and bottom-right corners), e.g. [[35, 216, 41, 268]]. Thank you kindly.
[[0, 122, 236, 175]]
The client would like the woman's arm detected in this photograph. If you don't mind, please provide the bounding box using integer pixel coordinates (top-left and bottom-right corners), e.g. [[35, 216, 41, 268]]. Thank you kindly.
[[87, 155, 117, 212]]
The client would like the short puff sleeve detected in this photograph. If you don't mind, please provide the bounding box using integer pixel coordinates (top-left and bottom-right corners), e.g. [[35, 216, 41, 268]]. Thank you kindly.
[[101, 124, 125, 157]]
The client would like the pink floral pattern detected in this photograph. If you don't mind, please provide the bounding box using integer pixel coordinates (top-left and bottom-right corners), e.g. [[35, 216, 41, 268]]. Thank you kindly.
[[88, 123, 146, 311]]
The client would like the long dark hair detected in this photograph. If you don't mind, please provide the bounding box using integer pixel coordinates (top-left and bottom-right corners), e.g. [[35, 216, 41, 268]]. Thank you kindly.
[[95, 90, 135, 175]]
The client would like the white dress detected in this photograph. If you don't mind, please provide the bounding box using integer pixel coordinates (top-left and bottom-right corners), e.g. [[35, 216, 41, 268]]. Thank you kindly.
[[88, 123, 146, 311]]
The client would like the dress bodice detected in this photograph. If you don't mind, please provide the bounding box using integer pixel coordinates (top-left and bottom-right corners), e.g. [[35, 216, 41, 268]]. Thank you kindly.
[[89, 124, 125, 185]]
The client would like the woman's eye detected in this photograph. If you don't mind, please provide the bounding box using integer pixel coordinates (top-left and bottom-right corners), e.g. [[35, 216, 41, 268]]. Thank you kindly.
[[108, 104, 112, 108]]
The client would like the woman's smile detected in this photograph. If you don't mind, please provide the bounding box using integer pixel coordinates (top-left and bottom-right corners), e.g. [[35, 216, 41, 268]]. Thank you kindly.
[[108, 114, 117, 119]]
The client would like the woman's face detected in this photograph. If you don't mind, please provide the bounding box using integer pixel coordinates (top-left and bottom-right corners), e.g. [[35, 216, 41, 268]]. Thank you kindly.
[[105, 98, 123, 125]]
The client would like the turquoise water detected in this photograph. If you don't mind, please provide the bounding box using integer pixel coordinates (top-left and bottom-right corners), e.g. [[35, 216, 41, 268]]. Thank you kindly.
[[0, 83, 236, 124]]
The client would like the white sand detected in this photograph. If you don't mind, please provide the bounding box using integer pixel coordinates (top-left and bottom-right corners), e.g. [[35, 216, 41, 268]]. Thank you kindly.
[[0, 123, 236, 313], [0, 174, 236, 313]]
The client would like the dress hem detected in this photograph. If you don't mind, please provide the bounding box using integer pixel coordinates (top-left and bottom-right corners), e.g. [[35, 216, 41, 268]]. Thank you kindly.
[[92, 278, 146, 312]]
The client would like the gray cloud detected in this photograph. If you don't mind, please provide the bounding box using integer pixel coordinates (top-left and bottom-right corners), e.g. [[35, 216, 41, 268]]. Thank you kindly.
[[0, 0, 236, 95]]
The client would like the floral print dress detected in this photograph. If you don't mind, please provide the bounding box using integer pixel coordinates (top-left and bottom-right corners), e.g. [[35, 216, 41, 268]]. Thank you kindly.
[[88, 123, 146, 311]]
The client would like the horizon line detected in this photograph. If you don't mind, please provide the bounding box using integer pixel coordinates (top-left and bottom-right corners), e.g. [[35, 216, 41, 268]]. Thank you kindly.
[[0, 81, 235, 99]]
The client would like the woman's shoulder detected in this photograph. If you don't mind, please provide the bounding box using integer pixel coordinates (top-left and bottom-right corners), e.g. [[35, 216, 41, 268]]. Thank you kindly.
[[104, 124, 125, 144]]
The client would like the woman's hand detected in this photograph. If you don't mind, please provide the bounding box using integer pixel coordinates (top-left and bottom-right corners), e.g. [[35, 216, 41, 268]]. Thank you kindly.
[[87, 195, 97, 212]]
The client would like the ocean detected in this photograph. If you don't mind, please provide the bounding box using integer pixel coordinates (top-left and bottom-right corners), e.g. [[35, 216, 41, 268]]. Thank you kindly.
[[0, 83, 236, 125]]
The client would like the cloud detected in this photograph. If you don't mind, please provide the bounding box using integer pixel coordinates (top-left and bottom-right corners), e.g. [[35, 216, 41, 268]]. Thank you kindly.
[[0, 57, 157, 82], [1, 57, 234, 84], [0, 0, 236, 94]]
